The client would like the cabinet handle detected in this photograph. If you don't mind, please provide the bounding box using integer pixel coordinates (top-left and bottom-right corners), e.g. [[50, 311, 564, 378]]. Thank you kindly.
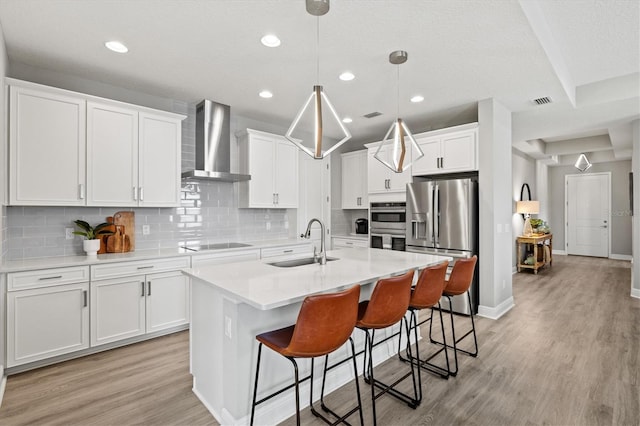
[[147, 281, 151, 296], [83, 290, 87, 307], [283, 249, 293, 253], [78, 184, 85, 200], [273, 193, 276, 204], [440, 157, 444, 168], [141, 282, 145, 297], [39, 275, 63, 280], [137, 265, 154, 270], [133, 187, 138, 201], [139, 187, 144, 201], [276, 193, 279, 204], [346, 242, 353, 245]]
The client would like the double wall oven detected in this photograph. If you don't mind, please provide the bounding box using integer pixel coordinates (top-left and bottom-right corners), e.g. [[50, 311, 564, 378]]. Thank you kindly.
[[370, 202, 406, 251]]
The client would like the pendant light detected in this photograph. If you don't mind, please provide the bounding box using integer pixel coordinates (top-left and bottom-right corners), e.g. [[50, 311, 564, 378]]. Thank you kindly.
[[374, 50, 424, 173], [285, 0, 351, 159], [574, 153, 592, 172]]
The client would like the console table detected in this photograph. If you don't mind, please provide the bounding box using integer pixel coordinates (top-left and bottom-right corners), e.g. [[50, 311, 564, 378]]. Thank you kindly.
[[516, 234, 553, 274]]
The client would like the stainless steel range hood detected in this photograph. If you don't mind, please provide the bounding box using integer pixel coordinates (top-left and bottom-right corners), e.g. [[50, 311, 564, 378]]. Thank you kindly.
[[181, 100, 251, 182]]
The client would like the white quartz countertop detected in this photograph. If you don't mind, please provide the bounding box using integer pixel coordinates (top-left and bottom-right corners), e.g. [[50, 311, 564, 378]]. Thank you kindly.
[[0, 238, 308, 272], [183, 248, 451, 310]]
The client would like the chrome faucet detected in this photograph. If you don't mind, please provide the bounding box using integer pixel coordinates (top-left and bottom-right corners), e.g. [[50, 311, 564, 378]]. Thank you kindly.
[[301, 218, 326, 265]]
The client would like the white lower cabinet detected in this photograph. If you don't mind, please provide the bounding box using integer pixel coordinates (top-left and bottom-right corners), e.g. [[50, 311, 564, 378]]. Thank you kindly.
[[91, 258, 191, 347], [332, 237, 369, 249], [7, 281, 90, 367], [91, 275, 146, 346]]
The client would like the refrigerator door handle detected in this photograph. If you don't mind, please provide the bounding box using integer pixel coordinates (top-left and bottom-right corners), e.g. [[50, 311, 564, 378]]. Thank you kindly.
[[433, 183, 440, 245]]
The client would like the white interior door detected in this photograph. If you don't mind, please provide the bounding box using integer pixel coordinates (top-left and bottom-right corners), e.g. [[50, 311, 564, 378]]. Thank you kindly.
[[298, 153, 331, 251], [566, 173, 610, 257]]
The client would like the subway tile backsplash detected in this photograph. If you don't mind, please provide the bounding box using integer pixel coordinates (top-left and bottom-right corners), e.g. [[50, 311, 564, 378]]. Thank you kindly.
[[5, 180, 293, 260]]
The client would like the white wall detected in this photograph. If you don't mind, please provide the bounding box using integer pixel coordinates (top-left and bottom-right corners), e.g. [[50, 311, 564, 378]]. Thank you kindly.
[[477, 98, 514, 319]]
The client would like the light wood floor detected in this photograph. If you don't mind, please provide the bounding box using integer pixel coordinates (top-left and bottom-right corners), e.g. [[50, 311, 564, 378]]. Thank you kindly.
[[1, 255, 637, 425]]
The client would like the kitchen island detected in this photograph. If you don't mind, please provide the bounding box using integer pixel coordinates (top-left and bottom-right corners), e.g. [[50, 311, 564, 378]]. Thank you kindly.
[[183, 247, 451, 425]]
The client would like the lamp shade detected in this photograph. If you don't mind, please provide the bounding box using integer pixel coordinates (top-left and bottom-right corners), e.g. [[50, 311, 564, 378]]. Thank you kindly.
[[516, 200, 539, 215]]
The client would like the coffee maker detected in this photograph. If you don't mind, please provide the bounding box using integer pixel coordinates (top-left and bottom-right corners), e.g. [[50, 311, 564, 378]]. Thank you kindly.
[[355, 218, 368, 234]]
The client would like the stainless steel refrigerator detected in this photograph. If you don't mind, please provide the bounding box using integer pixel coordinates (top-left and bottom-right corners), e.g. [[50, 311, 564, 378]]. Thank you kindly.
[[405, 177, 479, 315]]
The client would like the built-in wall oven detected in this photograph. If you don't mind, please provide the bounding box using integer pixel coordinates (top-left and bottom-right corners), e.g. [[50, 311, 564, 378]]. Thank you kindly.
[[370, 202, 406, 251]]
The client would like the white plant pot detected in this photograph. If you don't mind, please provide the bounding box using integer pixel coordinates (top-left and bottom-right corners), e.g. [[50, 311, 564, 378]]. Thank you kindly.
[[83, 239, 101, 256]]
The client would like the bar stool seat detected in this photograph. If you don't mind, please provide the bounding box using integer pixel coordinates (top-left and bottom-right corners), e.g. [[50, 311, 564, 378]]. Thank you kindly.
[[250, 285, 363, 426], [430, 255, 478, 376], [399, 260, 450, 379], [356, 270, 418, 425]]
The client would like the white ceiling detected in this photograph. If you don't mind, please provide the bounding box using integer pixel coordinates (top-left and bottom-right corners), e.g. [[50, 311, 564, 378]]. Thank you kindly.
[[0, 0, 638, 165]]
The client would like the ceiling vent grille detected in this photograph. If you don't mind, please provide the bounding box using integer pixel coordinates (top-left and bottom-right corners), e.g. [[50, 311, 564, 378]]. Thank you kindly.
[[532, 96, 552, 105], [363, 111, 382, 119]]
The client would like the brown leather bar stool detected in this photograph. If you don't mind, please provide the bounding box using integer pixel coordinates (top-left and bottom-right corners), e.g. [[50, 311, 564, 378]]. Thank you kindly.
[[398, 260, 450, 380], [430, 255, 478, 376], [356, 270, 418, 425], [250, 285, 363, 426]]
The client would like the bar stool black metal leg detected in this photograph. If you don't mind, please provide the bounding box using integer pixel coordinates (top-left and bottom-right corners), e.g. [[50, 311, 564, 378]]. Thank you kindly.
[[291, 357, 301, 426], [250, 343, 263, 426]]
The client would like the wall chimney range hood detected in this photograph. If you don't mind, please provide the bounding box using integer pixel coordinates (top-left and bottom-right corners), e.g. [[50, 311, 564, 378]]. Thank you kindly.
[[181, 100, 251, 182]]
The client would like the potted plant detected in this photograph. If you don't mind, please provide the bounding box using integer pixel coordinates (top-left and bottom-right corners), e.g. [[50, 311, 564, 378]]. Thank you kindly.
[[73, 220, 114, 256]]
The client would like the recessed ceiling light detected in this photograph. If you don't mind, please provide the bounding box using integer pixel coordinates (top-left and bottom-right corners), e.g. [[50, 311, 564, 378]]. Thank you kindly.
[[410, 95, 424, 103], [339, 72, 355, 81], [261, 34, 281, 47], [105, 41, 128, 53], [259, 90, 273, 98], [342, 117, 353, 123]]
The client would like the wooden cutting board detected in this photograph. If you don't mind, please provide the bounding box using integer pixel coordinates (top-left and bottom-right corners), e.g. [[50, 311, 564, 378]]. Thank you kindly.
[[98, 216, 116, 254], [113, 211, 135, 251]]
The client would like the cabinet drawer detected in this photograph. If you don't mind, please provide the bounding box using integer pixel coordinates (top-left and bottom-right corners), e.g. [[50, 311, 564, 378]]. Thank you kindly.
[[333, 238, 369, 249], [260, 243, 312, 259], [91, 256, 190, 280], [8, 266, 90, 291]]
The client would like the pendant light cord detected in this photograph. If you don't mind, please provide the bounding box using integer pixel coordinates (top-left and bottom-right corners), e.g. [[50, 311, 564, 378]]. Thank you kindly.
[[396, 64, 400, 119], [316, 16, 320, 83]]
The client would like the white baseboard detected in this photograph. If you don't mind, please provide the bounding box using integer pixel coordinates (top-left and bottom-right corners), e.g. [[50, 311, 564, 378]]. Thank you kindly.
[[552, 249, 566, 256], [477, 297, 514, 320], [610, 254, 632, 261], [631, 287, 640, 299]]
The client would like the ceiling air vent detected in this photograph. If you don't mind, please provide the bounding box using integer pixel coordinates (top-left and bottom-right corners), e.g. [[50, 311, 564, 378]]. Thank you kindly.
[[363, 111, 383, 119], [532, 96, 552, 105]]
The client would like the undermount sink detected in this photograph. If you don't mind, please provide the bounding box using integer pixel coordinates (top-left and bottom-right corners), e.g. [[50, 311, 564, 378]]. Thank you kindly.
[[267, 256, 339, 268]]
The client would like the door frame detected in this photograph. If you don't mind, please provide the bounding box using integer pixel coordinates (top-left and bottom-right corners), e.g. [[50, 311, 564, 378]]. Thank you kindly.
[[564, 172, 611, 257]]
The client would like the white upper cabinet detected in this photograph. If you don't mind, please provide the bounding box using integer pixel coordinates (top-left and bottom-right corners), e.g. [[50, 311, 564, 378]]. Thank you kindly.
[[138, 112, 182, 207], [341, 150, 368, 209], [87, 101, 139, 206], [7, 79, 184, 207], [237, 129, 299, 208], [366, 142, 413, 194], [9, 85, 87, 205], [411, 124, 478, 176]]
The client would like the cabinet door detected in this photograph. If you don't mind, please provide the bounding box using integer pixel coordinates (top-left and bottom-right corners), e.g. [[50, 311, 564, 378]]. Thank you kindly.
[[87, 101, 138, 206], [274, 139, 299, 208], [440, 131, 476, 173], [247, 134, 276, 207], [411, 137, 441, 176], [7, 283, 89, 367], [139, 112, 182, 207], [91, 276, 145, 346], [342, 151, 367, 208], [146, 271, 190, 333], [9, 86, 86, 205], [367, 149, 390, 193]]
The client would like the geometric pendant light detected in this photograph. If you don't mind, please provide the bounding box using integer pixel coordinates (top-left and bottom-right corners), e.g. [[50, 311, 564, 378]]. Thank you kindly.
[[285, 0, 351, 159], [574, 153, 592, 172], [374, 50, 424, 173]]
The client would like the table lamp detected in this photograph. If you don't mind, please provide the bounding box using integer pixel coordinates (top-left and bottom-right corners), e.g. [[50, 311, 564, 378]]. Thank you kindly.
[[516, 200, 540, 236]]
